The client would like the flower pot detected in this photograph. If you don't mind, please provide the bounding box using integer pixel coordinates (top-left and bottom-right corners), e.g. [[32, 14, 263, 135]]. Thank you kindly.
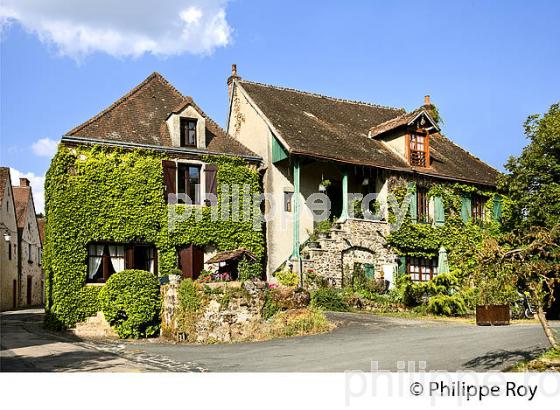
[[476, 304, 510, 326], [168, 274, 181, 285]]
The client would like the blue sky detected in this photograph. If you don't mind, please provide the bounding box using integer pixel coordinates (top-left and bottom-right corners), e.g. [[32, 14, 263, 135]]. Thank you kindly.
[[1, 0, 559, 212]]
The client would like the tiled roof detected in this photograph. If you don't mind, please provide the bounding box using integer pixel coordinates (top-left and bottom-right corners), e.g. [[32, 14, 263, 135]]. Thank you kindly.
[[66, 72, 256, 158], [37, 217, 45, 245], [238, 80, 499, 186], [13, 187, 30, 229], [0, 167, 10, 202], [206, 248, 257, 264]]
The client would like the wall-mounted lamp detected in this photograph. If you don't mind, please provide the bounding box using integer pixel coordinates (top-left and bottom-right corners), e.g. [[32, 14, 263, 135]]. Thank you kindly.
[[4, 233, 11, 242]]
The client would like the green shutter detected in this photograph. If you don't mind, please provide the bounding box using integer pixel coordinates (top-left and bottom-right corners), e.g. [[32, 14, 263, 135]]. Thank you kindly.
[[364, 263, 374, 279], [492, 195, 503, 222], [408, 182, 417, 223], [271, 135, 289, 163], [461, 195, 472, 223], [398, 256, 407, 276], [434, 196, 445, 226]]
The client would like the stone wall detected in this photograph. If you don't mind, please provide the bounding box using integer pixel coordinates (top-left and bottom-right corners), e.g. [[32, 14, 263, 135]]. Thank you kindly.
[[301, 218, 397, 287], [161, 281, 268, 343]]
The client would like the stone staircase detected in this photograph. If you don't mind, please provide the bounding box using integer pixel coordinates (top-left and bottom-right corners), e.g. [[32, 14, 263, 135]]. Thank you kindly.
[[300, 218, 394, 287], [70, 311, 118, 339]]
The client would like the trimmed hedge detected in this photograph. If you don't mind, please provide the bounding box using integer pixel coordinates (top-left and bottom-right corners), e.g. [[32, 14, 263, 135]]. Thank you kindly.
[[99, 270, 161, 338]]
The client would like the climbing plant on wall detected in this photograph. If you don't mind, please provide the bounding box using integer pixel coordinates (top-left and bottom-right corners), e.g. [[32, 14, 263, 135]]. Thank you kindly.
[[44, 145, 264, 329]]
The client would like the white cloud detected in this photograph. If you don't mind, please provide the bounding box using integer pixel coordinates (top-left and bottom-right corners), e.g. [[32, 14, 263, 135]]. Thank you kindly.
[[10, 168, 45, 214], [0, 0, 232, 59], [32, 137, 58, 157]]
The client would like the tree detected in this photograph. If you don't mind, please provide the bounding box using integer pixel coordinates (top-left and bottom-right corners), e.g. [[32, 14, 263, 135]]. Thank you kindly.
[[498, 102, 560, 231], [477, 226, 560, 348]]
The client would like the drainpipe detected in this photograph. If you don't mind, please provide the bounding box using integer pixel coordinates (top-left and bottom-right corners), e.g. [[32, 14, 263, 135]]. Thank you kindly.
[[339, 169, 349, 222], [290, 158, 301, 262]]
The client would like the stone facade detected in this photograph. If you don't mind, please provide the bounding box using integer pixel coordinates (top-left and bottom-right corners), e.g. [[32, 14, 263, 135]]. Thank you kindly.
[[0, 170, 18, 311], [301, 218, 397, 287]]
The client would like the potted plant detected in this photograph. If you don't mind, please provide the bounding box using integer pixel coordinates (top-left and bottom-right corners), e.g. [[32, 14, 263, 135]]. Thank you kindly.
[[318, 178, 331, 193], [167, 268, 183, 285], [316, 219, 332, 238], [474, 267, 517, 326]]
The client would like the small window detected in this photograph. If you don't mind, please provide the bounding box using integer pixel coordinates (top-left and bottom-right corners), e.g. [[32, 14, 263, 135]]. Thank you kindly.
[[407, 256, 438, 282], [178, 164, 201, 205], [8, 243, 11, 260], [409, 132, 428, 167], [417, 188, 429, 223], [472, 194, 486, 222], [28, 243, 32, 263], [284, 192, 293, 212], [180, 118, 197, 147]]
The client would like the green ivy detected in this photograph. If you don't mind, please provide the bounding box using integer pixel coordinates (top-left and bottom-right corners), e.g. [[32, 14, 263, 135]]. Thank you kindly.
[[44, 145, 265, 329]]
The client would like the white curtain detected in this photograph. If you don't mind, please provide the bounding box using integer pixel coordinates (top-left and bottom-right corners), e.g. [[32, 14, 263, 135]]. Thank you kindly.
[[108, 245, 125, 273], [88, 245, 103, 279], [148, 247, 155, 273]]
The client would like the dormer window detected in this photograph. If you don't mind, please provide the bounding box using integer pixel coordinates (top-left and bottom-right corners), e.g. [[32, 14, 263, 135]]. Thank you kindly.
[[180, 118, 197, 147], [409, 131, 429, 167]]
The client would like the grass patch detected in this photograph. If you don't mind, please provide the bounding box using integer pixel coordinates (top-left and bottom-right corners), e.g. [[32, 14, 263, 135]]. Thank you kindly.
[[509, 347, 560, 372]]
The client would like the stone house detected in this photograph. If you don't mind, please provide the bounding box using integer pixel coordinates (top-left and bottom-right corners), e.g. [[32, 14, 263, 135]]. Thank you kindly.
[[13, 177, 43, 306], [226, 65, 500, 285], [0, 167, 18, 311], [56, 72, 261, 283], [1, 168, 43, 310]]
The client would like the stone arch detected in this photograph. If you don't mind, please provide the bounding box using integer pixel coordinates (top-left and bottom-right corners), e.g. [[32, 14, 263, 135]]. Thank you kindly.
[[340, 245, 376, 287]]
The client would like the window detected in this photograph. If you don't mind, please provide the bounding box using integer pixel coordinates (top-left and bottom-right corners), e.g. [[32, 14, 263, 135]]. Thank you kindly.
[[417, 188, 429, 223], [28, 243, 32, 263], [407, 257, 438, 282], [409, 132, 428, 167], [8, 243, 11, 260], [180, 118, 197, 147], [178, 164, 201, 204], [284, 192, 293, 212], [472, 194, 486, 222], [87, 243, 156, 283]]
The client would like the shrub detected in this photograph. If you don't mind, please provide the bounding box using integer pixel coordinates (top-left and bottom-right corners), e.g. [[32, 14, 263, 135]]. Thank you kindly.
[[238, 259, 262, 281], [427, 294, 468, 316], [396, 274, 427, 307], [262, 289, 280, 320], [275, 269, 300, 287], [311, 287, 351, 312], [99, 269, 161, 338], [177, 278, 202, 313]]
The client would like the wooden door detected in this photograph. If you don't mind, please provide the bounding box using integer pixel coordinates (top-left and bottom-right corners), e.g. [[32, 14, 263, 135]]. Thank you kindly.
[[26, 277, 32, 305], [178, 245, 204, 279]]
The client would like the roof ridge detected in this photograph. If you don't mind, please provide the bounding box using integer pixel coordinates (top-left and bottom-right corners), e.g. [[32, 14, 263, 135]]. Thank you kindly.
[[66, 72, 185, 136], [238, 79, 405, 112]]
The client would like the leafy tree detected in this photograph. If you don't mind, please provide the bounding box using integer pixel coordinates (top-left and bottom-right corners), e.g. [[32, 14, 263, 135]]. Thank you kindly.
[[477, 226, 560, 348], [498, 103, 560, 231]]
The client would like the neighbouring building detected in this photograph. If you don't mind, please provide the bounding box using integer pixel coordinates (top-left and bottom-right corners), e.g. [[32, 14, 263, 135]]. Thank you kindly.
[[226, 65, 501, 285], [13, 177, 43, 306], [0, 167, 18, 311], [45, 72, 264, 328], [1, 168, 43, 310]]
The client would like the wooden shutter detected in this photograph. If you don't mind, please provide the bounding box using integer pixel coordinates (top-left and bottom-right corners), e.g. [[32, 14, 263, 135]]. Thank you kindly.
[[398, 256, 407, 276], [461, 195, 472, 223], [178, 245, 204, 279], [204, 163, 218, 205], [434, 196, 445, 226], [192, 246, 204, 279], [492, 195, 503, 222], [125, 245, 134, 269], [162, 160, 177, 201], [408, 182, 418, 223]]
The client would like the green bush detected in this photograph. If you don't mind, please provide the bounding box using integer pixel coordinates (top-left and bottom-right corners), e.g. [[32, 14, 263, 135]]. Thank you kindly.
[[275, 269, 300, 287], [262, 289, 280, 320], [238, 259, 262, 281], [311, 287, 350, 312], [427, 294, 468, 316], [99, 270, 161, 338], [177, 279, 202, 313], [396, 274, 427, 307]]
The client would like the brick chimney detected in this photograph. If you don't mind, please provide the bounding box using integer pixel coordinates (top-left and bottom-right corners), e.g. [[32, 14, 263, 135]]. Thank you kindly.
[[424, 95, 431, 106], [227, 64, 241, 102], [19, 177, 30, 187]]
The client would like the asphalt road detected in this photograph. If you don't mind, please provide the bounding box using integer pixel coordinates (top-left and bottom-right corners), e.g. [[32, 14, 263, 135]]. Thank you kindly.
[[2, 309, 558, 372], [128, 312, 559, 372]]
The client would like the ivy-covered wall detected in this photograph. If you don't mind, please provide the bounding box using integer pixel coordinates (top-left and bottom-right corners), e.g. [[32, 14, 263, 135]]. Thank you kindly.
[[44, 145, 264, 329], [386, 176, 510, 279]]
